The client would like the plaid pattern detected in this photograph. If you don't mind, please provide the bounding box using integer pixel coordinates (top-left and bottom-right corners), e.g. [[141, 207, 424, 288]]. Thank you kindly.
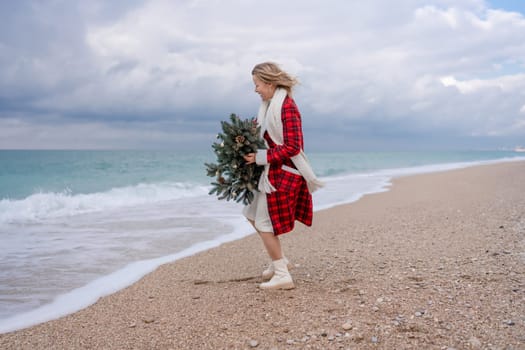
[[264, 96, 313, 235]]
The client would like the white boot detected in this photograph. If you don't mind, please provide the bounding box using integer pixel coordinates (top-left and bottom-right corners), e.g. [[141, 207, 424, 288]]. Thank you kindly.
[[260, 259, 295, 290], [262, 257, 291, 281]]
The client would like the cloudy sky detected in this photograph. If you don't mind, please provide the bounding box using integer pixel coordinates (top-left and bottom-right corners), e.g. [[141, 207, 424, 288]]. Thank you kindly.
[[1, 0, 524, 151]]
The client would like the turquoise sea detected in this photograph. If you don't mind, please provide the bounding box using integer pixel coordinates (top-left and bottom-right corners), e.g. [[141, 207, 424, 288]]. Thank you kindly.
[[0, 149, 524, 333]]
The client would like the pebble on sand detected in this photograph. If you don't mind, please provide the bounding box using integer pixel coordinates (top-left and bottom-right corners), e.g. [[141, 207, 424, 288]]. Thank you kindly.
[[342, 322, 353, 331]]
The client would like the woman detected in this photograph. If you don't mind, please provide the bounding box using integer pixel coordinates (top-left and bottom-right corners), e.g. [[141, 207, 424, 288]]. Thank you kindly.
[[243, 62, 324, 290]]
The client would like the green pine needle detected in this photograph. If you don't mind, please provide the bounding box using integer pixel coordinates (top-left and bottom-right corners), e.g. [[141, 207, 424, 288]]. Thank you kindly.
[[205, 114, 266, 205]]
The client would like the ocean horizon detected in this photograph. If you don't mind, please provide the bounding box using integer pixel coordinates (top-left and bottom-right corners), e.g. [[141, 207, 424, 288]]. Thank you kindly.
[[1, 149, 524, 333]]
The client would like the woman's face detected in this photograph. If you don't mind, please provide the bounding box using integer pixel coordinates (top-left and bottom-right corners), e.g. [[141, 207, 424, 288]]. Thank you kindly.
[[253, 75, 276, 101]]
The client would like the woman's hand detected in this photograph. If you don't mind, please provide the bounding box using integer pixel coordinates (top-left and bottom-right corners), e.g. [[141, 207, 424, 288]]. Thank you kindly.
[[243, 153, 256, 164]]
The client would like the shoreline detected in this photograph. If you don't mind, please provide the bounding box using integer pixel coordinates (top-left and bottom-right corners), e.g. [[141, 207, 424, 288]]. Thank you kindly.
[[1, 161, 524, 349], [2, 157, 522, 333]]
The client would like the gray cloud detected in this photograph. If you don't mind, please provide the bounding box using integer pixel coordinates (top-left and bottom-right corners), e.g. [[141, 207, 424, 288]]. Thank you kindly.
[[0, 0, 524, 150]]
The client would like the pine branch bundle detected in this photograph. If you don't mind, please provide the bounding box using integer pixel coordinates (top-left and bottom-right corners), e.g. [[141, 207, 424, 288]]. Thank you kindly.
[[205, 114, 266, 204]]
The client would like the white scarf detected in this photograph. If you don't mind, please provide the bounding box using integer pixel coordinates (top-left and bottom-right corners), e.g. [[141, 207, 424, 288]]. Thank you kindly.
[[257, 87, 325, 194]]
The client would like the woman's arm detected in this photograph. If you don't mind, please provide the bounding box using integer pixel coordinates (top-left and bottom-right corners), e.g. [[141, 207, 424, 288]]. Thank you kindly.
[[255, 99, 303, 165]]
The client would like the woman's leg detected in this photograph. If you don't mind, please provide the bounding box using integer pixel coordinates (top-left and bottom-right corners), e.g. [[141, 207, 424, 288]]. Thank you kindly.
[[258, 231, 283, 261], [247, 219, 283, 261], [258, 232, 294, 290], [248, 220, 293, 289]]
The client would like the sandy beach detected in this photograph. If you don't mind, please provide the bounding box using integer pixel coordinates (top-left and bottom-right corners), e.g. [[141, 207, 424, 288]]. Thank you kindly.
[[1, 161, 524, 349]]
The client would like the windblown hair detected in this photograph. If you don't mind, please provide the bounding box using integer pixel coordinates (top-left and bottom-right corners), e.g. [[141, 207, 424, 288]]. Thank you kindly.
[[252, 62, 298, 96]]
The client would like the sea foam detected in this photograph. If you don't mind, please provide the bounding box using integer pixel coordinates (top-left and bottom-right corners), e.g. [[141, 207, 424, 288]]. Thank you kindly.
[[0, 182, 209, 225], [0, 217, 252, 334]]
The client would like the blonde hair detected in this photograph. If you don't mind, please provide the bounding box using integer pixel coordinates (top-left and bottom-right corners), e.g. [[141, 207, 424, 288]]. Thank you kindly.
[[252, 62, 298, 96]]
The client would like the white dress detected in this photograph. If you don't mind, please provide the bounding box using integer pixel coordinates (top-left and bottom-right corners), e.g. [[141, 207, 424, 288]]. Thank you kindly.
[[242, 191, 273, 233]]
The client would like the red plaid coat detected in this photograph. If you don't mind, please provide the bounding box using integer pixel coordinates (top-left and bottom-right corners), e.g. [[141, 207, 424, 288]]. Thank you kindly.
[[263, 96, 313, 235]]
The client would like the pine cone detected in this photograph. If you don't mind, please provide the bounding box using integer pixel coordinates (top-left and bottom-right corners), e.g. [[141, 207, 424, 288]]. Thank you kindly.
[[235, 135, 246, 145]]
